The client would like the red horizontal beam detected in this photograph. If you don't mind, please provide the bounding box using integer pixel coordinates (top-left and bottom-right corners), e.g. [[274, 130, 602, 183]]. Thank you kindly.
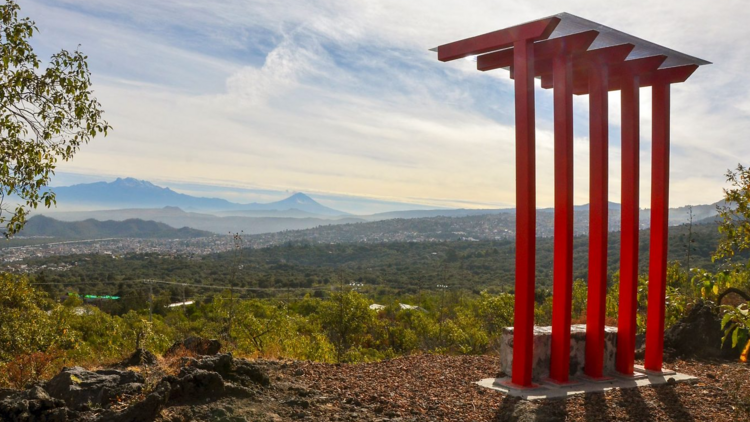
[[640, 64, 699, 86], [438, 17, 560, 62], [616, 55, 668, 76], [572, 55, 667, 95], [497, 43, 633, 89], [578, 44, 635, 67], [539, 44, 635, 88], [477, 30, 599, 71]]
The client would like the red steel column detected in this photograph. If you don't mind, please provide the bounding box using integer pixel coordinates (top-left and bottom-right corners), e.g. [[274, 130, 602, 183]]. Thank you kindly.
[[549, 53, 575, 383], [585, 64, 610, 378], [511, 39, 537, 387], [616, 69, 640, 375], [645, 80, 671, 371]]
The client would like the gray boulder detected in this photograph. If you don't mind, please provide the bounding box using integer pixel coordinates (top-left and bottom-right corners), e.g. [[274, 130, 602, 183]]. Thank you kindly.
[[164, 368, 225, 402], [0, 385, 70, 422], [45, 367, 144, 410], [664, 300, 741, 360], [186, 353, 270, 387], [95, 381, 171, 422]]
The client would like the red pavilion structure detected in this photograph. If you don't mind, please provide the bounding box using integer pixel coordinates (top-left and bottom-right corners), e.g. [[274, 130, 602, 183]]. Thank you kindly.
[[435, 13, 710, 388]]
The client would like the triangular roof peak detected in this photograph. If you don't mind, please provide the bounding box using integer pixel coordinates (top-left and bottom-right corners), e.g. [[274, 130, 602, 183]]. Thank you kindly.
[[435, 12, 710, 70], [547, 12, 710, 69]]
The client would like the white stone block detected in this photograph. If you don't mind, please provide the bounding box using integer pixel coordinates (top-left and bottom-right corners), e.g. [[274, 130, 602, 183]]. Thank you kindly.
[[499, 324, 618, 381]]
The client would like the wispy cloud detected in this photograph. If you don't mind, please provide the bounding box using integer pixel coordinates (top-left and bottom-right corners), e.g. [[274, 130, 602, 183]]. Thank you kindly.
[[25, 0, 750, 212]]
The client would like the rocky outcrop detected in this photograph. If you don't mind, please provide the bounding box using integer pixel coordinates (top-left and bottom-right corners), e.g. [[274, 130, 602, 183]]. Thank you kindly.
[[0, 354, 271, 422], [95, 381, 171, 422], [664, 300, 741, 360], [45, 367, 144, 411], [0, 385, 72, 422], [188, 353, 271, 387]]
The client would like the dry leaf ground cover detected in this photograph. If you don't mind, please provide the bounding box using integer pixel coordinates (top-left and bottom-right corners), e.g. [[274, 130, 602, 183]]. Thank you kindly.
[[2, 351, 747, 421], [298, 354, 750, 421]]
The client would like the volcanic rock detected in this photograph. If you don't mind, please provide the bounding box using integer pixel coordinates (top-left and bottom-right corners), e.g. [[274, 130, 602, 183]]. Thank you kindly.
[[0, 384, 70, 422], [664, 300, 741, 360], [121, 348, 158, 367], [45, 367, 144, 410], [165, 337, 222, 356], [190, 353, 271, 387]]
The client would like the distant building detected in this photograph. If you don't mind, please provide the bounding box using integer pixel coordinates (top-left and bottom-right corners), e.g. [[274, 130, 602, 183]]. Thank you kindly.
[[168, 301, 195, 308]]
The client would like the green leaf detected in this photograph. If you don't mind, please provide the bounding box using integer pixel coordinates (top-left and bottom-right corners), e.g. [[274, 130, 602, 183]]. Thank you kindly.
[[0, 0, 110, 237], [721, 312, 733, 329]]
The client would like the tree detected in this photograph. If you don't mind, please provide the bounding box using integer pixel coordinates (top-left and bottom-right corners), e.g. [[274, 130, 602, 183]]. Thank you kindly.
[[714, 164, 750, 261], [0, 0, 110, 237], [318, 289, 374, 362], [711, 164, 750, 361]]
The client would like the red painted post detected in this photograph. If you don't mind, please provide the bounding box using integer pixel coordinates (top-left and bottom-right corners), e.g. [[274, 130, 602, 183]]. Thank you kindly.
[[511, 39, 537, 387], [645, 80, 671, 371], [585, 64, 610, 378], [616, 69, 640, 375], [549, 53, 575, 383]]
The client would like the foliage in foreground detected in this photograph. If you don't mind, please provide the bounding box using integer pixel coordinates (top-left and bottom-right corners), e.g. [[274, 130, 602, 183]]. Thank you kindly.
[[2, 257, 749, 388], [0, 0, 110, 236]]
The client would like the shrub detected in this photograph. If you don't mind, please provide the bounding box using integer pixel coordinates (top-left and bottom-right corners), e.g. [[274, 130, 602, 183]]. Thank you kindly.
[[0, 273, 72, 362], [0, 350, 60, 389]]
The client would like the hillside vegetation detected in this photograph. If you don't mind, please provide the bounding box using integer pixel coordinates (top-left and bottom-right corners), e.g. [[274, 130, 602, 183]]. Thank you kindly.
[[17, 215, 213, 239], [24, 222, 722, 305]]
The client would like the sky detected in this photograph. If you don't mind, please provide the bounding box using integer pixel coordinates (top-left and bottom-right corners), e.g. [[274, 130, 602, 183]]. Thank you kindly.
[[20, 0, 750, 213]]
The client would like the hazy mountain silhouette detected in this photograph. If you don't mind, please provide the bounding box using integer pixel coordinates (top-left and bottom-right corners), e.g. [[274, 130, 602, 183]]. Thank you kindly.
[[50, 178, 349, 216], [44, 207, 365, 235]]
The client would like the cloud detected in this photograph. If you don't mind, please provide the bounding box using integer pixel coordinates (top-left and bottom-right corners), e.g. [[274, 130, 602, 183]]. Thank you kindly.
[[25, 0, 750, 212]]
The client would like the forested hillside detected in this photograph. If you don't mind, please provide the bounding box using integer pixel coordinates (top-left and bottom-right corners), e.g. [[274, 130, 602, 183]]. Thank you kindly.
[[26, 222, 722, 309], [17, 215, 212, 239]]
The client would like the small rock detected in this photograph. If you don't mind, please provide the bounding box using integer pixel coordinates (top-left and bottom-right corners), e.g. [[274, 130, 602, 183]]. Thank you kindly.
[[121, 349, 158, 366], [344, 397, 362, 406], [284, 398, 311, 409], [265, 413, 283, 422], [211, 407, 228, 418], [165, 337, 222, 357]]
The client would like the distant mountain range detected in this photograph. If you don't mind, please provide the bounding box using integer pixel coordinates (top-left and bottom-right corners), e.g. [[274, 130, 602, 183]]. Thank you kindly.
[[50, 178, 349, 216], [19, 215, 212, 239], [31, 177, 723, 238], [43, 207, 365, 235], [242, 210, 723, 248]]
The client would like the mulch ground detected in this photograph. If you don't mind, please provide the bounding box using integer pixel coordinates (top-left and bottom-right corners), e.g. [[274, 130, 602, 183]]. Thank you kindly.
[[297, 354, 750, 421]]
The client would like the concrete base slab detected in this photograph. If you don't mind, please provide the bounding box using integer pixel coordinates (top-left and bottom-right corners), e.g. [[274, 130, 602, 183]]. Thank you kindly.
[[543, 377, 583, 388], [634, 364, 676, 376], [477, 371, 697, 400], [493, 379, 540, 390], [612, 371, 649, 381], [578, 374, 615, 383]]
